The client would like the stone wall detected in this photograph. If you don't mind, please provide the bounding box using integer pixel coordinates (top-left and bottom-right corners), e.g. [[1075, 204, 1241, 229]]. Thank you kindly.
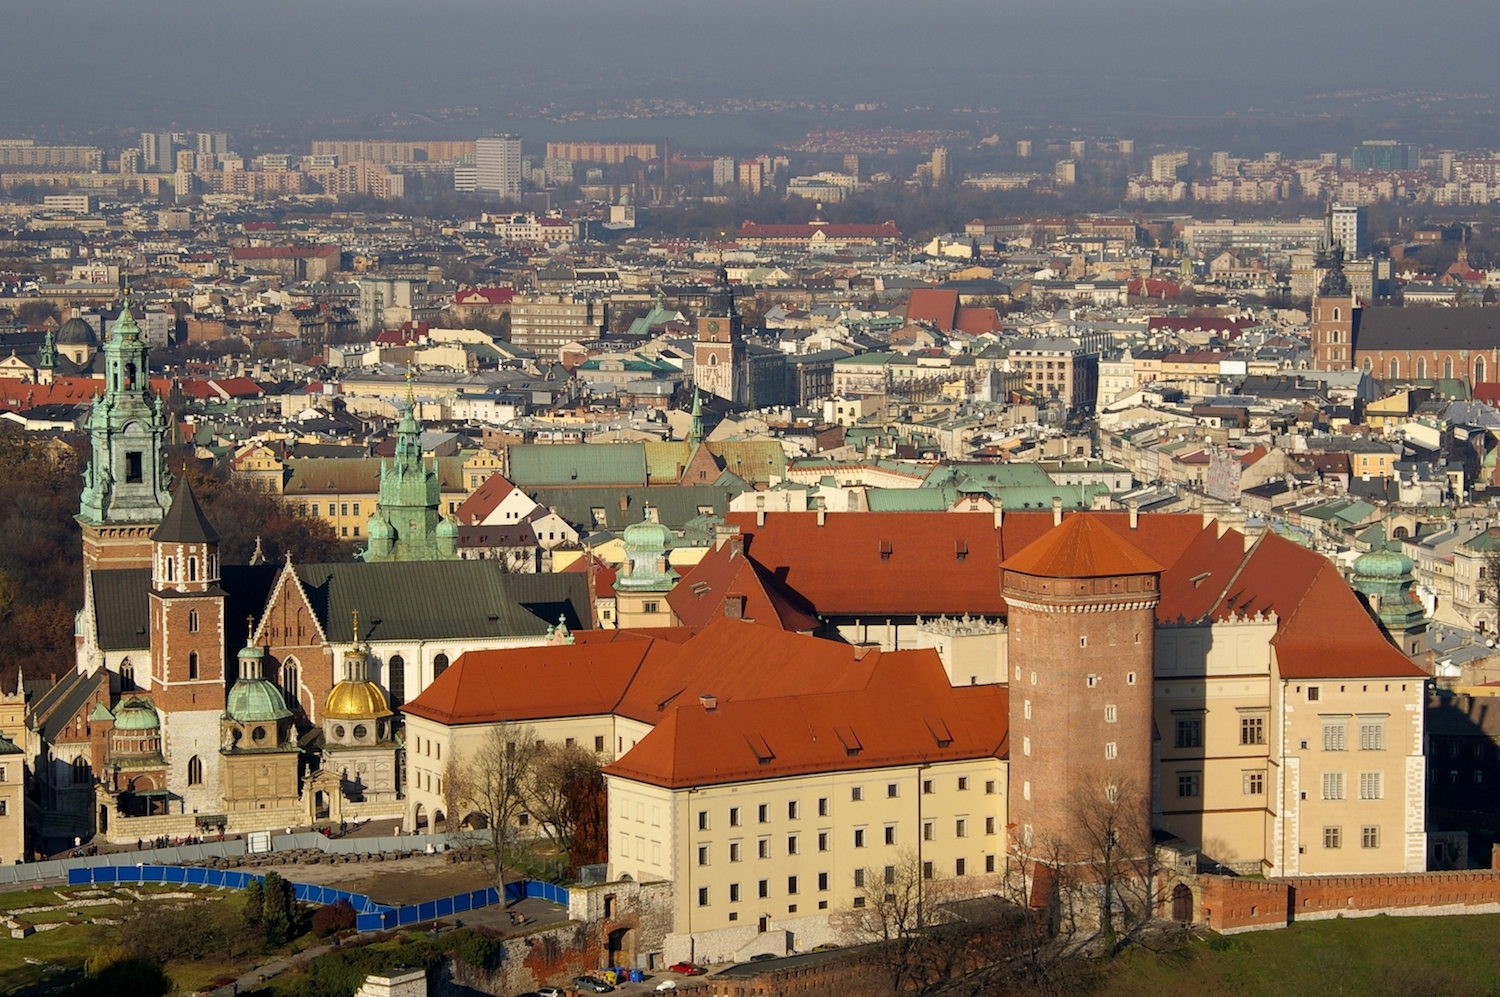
[[441, 921, 602, 996], [1200, 870, 1500, 934]]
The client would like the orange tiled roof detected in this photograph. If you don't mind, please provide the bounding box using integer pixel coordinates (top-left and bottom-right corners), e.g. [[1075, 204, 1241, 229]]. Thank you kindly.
[[668, 540, 819, 634], [1001, 513, 1162, 578]]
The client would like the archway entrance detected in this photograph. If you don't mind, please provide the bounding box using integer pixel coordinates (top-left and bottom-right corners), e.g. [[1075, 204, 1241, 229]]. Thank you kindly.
[[607, 927, 635, 967], [1172, 883, 1193, 922], [414, 804, 428, 831], [315, 791, 331, 820]]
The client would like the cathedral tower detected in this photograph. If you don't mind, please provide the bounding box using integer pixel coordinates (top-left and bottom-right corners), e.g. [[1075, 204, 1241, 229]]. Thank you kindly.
[[1311, 247, 1357, 372], [77, 294, 171, 571], [1002, 514, 1161, 864], [362, 375, 458, 562]]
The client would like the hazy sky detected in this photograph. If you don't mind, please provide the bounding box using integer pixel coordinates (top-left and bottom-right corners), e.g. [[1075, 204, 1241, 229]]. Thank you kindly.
[[5, 0, 1498, 134]]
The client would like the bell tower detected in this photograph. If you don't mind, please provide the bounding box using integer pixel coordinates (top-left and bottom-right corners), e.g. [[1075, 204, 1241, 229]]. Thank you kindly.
[[1311, 240, 1357, 372], [78, 290, 171, 571], [148, 477, 227, 713], [692, 266, 745, 403]]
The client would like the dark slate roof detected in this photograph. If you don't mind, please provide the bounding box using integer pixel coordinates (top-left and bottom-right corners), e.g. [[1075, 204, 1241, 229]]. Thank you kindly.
[[29, 669, 107, 742], [94, 568, 151, 651], [527, 483, 744, 531], [292, 560, 557, 642], [499, 573, 591, 633], [153, 479, 221, 544], [1356, 307, 1500, 353]]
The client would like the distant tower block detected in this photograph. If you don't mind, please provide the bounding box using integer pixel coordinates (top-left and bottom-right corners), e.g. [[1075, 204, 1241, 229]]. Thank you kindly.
[[1002, 514, 1161, 862], [1016, 140, 1033, 158]]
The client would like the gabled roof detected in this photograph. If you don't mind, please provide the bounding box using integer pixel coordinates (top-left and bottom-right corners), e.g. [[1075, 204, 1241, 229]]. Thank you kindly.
[[508, 443, 648, 487], [906, 288, 960, 331], [668, 540, 819, 634], [453, 473, 523, 525], [1002, 513, 1162, 578]]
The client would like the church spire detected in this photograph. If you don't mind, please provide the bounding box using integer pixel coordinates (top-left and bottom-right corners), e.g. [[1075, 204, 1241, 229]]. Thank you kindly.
[[689, 387, 704, 446]]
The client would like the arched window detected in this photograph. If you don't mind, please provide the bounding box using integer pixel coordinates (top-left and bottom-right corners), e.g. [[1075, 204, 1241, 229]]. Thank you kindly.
[[208, 553, 217, 577], [187, 755, 203, 786], [1478, 357, 1488, 384], [165, 556, 175, 581], [189, 609, 199, 633], [1362, 358, 1372, 372], [120, 658, 135, 691], [188, 652, 199, 680], [1444, 357, 1454, 379], [124, 362, 136, 390], [388, 654, 406, 709], [1389, 358, 1399, 379], [1333, 307, 1340, 321], [281, 658, 300, 708], [433, 653, 450, 681], [709, 354, 719, 366], [188, 557, 198, 581], [71, 757, 89, 785], [1416, 357, 1427, 379]]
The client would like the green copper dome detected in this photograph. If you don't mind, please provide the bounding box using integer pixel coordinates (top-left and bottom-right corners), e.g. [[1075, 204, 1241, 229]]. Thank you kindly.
[[622, 517, 674, 552], [226, 678, 292, 723], [114, 697, 160, 731], [436, 516, 458, 538], [1354, 545, 1414, 581]]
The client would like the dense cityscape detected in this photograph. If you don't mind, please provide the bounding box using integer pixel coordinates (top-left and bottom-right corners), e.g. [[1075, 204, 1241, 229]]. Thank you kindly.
[[6, 8, 1500, 995]]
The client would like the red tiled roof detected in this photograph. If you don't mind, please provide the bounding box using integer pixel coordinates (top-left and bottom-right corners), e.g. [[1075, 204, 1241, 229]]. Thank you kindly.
[[453, 473, 519, 525], [955, 307, 1003, 336], [454, 287, 515, 305], [1001, 513, 1162, 579], [668, 540, 820, 634], [1211, 533, 1424, 679], [906, 288, 960, 331]]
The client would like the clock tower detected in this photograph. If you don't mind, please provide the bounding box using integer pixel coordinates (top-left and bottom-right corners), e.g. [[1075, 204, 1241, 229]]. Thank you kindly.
[[693, 267, 745, 403]]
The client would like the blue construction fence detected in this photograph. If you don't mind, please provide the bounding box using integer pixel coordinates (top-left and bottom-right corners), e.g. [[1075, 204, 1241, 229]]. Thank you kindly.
[[66, 865, 569, 933]]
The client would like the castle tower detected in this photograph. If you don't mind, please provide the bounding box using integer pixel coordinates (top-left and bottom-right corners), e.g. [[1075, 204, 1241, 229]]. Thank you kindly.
[[692, 267, 745, 403], [77, 293, 171, 571], [362, 373, 459, 562], [1001, 514, 1161, 863], [1311, 246, 1357, 372], [148, 476, 228, 815]]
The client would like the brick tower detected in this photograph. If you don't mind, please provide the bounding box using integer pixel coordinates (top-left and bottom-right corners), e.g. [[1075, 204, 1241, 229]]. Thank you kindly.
[[1002, 514, 1161, 862], [148, 476, 228, 816], [692, 266, 745, 403], [1310, 247, 1356, 371]]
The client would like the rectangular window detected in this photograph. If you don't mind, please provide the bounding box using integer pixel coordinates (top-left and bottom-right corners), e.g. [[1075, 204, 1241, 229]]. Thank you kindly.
[[1323, 723, 1347, 752], [698, 887, 709, 907], [854, 828, 866, 848], [818, 797, 829, 816], [985, 816, 996, 835], [311, 503, 320, 516], [788, 801, 800, 820], [818, 831, 829, 852], [1323, 826, 1342, 849], [729, 841, 742, 862], [758, 838, 770, 859], [1178, 772, 1201, 798], [1359, 722, 1385, 751], [352, 502, 361, 516], [1175, 718, 1203, 748], [1322, 772, 1345, 800], [1240, 716, 1266, 746], [787, 835, 799, 855], [854, 869, 865, 888], [985, 780, 996, 794], [595, 735, 605, 753], [758, 804, 769, 823], [729, 883, 741, 902], [1104, 704, 1117, 723], [1362, 825, 1380, 849], [955, 818, 968, 838], [1243, 772, 1265, 795], [1359, 771, 1383, 800], [1104, 742, 1118, 760], [986, 855, 996, 873], [851, 786, 863, 801], [884, 825, 896, 845], [125, 451, 143, 484], [922, 861, 934, 880], [758, 879, 769, 898], [957, 776, 969, 791], [891, 783, 902, 798], [697, 845, 710, 867], [341, 503, 349, 517], [787, 876, 798, 895], [698, 811, 710, 831], [923, 821, 935, 841], [729, 807, 741, 827], [955, 858, 966, 876], [818, 872, 829, 891]]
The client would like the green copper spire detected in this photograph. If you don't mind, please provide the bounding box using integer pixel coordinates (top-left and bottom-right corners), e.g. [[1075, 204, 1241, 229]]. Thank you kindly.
[[688, 387, 704, 446], [79, 286, 170, 526], [360, 369, 458, 562]]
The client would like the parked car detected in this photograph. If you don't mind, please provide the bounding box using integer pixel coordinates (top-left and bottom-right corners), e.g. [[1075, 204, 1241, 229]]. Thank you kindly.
[[536, 989, 564, 997], [668, 963, 706, 976], [656, 982, 677, 992], [572, 977, 615, 993], [750, 953, 779, 962], [811, 943, 841, 952]]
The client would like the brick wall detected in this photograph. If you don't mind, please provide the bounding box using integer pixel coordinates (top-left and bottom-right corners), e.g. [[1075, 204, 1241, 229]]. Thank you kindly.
[[1201, 870, 1500, 934]]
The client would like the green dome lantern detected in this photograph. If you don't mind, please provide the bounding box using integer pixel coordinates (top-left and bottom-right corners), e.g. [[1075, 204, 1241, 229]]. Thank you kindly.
[[113, 697, 160, 731]]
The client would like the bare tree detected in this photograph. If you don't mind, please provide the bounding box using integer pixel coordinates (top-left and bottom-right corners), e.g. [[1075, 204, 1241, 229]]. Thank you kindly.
[[1063, 776, 1161, 956], [521, 740, 604, 863], [456, 723, 539, 898]]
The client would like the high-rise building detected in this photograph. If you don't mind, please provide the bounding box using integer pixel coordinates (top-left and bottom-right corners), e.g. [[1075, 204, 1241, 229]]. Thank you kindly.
[[1352, 141, 1415, 172], [1117, 139, 1133, 156], [1054, 159, 1076, 186], [140, 132, 172, 172], [930, 146, 949, 183], [1151, 151, 1189, 181], [195, 132, 229, 157], [474, 135, 522, 198], [1329, 203, 1369, 258], [1016, 140, 1033, 158], [842, 154, 860, 178], [712, 157, 736, 189], [1069, 139, 1087, 159], [737, 160, 763, 195]]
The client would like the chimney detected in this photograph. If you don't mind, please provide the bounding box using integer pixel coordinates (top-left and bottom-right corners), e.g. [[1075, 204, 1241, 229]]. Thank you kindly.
[[993, 499, 1004, 529], [1128, 501, 1139, 530], [817, 508, 826, 527], [700, 693, 718, 712], [1052, 495, 1063, 526], [756, 509, 765, 527], [853, 643, 877, 661], [646, 505, 659, 524], [723, 594, 746, 619]]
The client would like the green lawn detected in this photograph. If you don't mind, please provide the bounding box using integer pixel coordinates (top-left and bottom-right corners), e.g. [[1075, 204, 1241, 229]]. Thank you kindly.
[[1100, 915, 1500, 997]]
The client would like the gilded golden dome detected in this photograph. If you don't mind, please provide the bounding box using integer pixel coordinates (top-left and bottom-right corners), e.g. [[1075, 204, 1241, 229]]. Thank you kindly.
[[323, 679, 393, 721]]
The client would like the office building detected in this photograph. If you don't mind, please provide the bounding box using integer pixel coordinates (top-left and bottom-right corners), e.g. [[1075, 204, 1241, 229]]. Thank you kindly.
[[1330, 203, 1370, 258], [475, 135, 522, 197]]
